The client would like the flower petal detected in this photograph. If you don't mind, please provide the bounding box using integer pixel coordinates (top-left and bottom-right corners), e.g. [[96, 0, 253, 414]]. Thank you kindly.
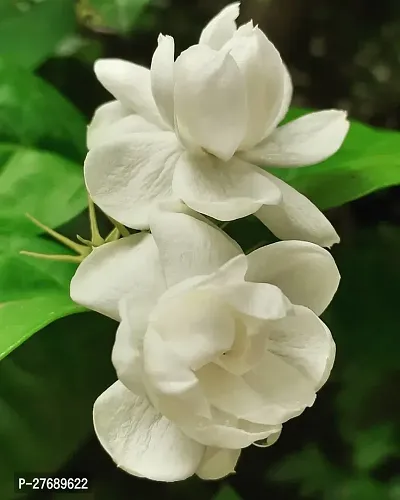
[[199, 2, 240, 50], [268, 305, 335, 390], [87, 101, 130, 150], [84, 132, 181, 229], [181, 408, 281, 449], [242, 110, 349, 167], [218, 282, 292, 320], [174, 45, 246, 160], [275, 64, 293, 126], [112, 316, 146, 397], [153, 291, 235, 371], [150, 208, 242, 287], [245, 240, 340, 315], [173, 152, 282, 221], [93, 381, 205, 481], [225, 24, 286, 149], [242, 349, 316, 424], [89, 113, 159, 150], [70, 233, 165, 321], [143, 328, 212, 423], [94, 59, 166, 129], [112, 286, 169, 397], [196, 447, 241, 480], [151, 34, 175, 129], [255, 173, 340, 247]]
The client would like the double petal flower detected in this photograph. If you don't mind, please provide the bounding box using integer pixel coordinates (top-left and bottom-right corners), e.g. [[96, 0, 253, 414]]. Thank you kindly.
[[70, 205, 339, 482], [84, 2, 349, 247]]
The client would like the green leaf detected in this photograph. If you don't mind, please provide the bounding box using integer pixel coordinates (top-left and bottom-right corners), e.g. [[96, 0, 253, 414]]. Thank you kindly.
[[0, 145, 86, 235], [0, 312, 116, 499], [270, 108, 400, 210], [213, 485, 242, 500], [88, 0, 151, 33], [269, 446, 343, 498], [0, 0, 77, 69], [0, 233, 84, 360], [352, 424, 398, 473], [0, 61, 86, 161]]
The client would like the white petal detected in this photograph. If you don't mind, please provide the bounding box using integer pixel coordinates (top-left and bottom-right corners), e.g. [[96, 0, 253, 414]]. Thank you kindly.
[[87, 101, 130, 150], [112, 287, 169, 397], [197, 363, 268, 421], [94, 59, 166, 129], [242, 110, 349, 167], [197, 359, 314, 427], [112, 317, 146, 397], [255, 173, 340, 247], [93, 381, 205, 481], [152, 291, 235, 371], [225, 25, 286, 149], [89, 113, 159, 150], [268, 305, 335, 391], [242, 349, 316, 424], [150, 208, 242, 287], [199, 2, 240, 50], [151, 34, 175, 129], [143, 328, 212, 423], [246, 240, 340, 315], [215, 328, 267, 376], [275, 64, 293, 126], [70, 233, 165, 321], [218, 282, 292, 320], [181, 409, 281, 449], [84, 132, 181, 229], [173, 152, 282, 221], [196, 447, 241, 480], [174, 45, 246, 160]]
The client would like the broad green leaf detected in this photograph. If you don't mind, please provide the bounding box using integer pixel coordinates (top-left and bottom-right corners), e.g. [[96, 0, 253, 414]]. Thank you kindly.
[[0, 233, 84, 360], [0, 311, 116, 499], [0, 61, 86, 161], [87, 0, 151, 33], [213, 485, 242, 500], [270, 108, 400, 210], [0, 0, 76, 69], [0, 145, 86, 235]]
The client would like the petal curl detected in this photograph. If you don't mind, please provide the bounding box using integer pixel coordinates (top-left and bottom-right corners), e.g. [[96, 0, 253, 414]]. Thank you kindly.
[[268, 305, 335, 390], [173, 152, 281, 221], [246, 240, 340, 315], [196, 447, 241, 480]]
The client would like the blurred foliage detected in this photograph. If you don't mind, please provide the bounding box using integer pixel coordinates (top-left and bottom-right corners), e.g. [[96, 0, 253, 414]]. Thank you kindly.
[[77, 0, 152, 34], [0, 0, 399, 499]]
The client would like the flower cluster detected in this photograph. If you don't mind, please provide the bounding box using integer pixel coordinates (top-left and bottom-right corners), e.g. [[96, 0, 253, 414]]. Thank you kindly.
[[70, 2, 347, 482]]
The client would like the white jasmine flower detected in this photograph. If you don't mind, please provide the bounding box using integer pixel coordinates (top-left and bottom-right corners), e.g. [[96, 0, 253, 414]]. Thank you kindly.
[[84, 2, 349, 247], [70, 204, 339, 481]]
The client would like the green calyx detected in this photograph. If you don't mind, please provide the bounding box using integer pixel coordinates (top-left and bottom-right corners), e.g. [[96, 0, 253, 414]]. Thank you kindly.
[[20, 196, 129, 264]]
